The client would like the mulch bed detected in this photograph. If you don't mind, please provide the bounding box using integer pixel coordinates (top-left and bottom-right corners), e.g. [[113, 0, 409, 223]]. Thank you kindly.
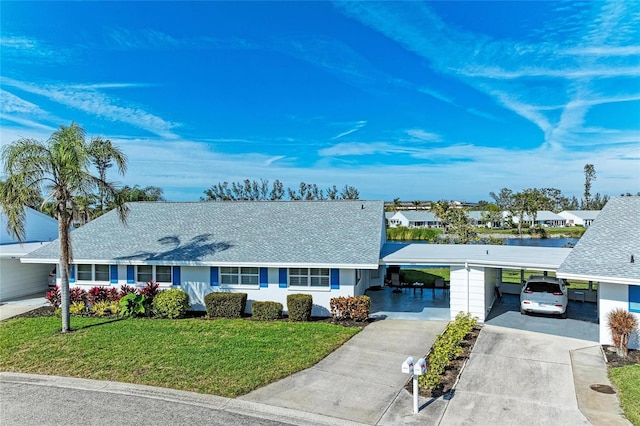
[[406, 325, 482, 398], [602, 345, 640, 368], [6, 306, 371, 328]]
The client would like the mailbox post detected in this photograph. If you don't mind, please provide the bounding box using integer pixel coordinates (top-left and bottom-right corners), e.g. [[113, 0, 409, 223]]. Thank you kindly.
[[402, 356, 426, 414]]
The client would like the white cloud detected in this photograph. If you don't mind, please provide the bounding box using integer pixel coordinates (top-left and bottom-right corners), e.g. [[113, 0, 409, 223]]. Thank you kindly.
[[336, 1, 640, 154], [406, 129, 441, 142], [2, 78, 179, 139], [332, 120, 367, 140]]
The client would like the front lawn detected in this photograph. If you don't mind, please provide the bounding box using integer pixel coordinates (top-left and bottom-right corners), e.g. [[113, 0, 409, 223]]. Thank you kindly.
[[609, 364, 640, 425], [0, 316, 360, 397]]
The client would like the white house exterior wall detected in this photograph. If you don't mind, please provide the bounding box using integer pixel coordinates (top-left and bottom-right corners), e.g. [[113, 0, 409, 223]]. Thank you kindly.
[[60, 265, 366, 317], [0, 259, 53, 302], [599, 282, 640, 350]]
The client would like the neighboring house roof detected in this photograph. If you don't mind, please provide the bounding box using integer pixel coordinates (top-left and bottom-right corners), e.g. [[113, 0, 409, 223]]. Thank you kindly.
[[0, 241, 55, 259], [394, 211, 437, 222], [1, 207, 58, 245], [558, 210, 600, 221], [557, 197, 640, 285], [23, 200, 385, 269], [522, 211, 565, 221], [385, 211, 395, 220]]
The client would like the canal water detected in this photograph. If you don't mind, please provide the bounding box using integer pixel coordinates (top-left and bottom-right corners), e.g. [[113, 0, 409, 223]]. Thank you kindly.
[[504, 237, 579, 248]]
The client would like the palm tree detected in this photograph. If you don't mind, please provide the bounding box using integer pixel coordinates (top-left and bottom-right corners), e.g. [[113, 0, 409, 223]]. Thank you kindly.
[[0, 122, 128, 332], [88, 137, 127, 213]]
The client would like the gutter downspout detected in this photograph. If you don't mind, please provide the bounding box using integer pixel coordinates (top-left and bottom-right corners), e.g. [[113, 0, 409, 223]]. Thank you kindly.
[[465, 261, 470, 314]]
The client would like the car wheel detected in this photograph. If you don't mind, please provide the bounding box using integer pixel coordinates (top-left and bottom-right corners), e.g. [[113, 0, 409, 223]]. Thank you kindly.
[[520, 308, 526, 315], [560, 310, 567, 319]]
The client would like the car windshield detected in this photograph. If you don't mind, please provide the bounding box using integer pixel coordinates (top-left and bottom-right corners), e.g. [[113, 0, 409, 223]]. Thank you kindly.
[[525, 282, 562, 293]]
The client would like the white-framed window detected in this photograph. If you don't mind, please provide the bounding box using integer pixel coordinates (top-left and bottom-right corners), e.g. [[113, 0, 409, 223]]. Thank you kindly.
[[76, 264, 110, 282], [136, 265, 172, 283], [289, 268, 330, 287], [156, 266, 172, 283], [220, 267, 259, 285], [95, 264, 110, 282]]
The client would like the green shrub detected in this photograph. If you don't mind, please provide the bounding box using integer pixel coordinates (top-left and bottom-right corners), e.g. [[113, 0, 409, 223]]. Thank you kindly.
[[204, 292, 247, 318], [92, 301, 113, 317], [109, 301, 121, 316], [252, 301, 283, 321], [119, 294, 147, 317], [287, 294, 313, 322], [153, 289, 190, 319], [69, 301, 87, 316], [330, 296, 370, 322], [419, 311, 478, 391]]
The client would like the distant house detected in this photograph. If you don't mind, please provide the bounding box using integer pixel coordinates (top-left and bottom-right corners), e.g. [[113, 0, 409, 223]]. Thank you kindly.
[[0, 207, 58, 301], [557, 197, 640, 349], [510, 210, 566, 227], [558, 210, 600, 227], [23, 201, 386, 315], [388, 211, 439, 228]]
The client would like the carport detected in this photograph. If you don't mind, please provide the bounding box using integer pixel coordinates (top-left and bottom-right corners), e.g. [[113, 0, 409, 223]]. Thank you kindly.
[[380, 243, 576, 323]]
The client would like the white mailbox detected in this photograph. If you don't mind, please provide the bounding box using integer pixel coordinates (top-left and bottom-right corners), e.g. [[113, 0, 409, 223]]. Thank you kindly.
[[413, 358, 427, 375], [401, 356, 414, 374]]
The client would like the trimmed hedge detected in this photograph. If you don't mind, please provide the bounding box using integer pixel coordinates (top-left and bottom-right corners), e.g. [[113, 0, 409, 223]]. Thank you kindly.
[[287, 294, 313, 322], [204, 292, 247, 318], [252, 301, 283, 321], [330, 296, 370, 322], [153, 289, 190, 319], [419, 311, 477, 390]]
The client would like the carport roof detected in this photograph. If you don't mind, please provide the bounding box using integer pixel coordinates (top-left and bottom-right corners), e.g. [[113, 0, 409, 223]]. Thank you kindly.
[[380, 243, 571, 270]]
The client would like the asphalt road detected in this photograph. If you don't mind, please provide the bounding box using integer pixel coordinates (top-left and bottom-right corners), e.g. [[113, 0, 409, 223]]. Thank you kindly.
[[1, 380, 294, 426]]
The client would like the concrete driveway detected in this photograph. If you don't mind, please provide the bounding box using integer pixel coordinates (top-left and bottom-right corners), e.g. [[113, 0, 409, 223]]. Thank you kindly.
[[0, 294, 47, 321], [486, 294, 599, 342], [241, 319, 447, 425], [436, 325, 620, 426]]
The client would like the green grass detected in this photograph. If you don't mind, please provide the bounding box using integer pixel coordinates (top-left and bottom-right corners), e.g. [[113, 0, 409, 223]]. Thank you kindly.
[[472, 226, 585, 238], [401, 267, 595, 290], [500, 269, 596, 290], [609, 364, 640, 425], [400, 268, 450, 285], [0, 316, 360, 397]]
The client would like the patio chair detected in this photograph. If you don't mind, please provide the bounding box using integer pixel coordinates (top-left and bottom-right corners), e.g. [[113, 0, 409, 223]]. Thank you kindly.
[[434, 277, 447, 294]]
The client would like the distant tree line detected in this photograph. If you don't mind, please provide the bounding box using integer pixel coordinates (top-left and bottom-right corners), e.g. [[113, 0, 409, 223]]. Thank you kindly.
[[201, 179, 359, 201]]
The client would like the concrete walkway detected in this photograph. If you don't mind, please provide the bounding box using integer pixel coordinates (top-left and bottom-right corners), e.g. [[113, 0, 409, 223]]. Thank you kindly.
[[571, 345, 631, 425], [0, 294, 47, 321], [240, 319, 447, 425]]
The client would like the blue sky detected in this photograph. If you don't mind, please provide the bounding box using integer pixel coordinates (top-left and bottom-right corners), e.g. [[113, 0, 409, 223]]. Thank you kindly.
[[1, 1, 639, 202]]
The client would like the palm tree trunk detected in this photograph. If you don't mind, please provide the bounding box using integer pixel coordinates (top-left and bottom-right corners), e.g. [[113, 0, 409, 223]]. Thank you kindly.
[[58, 210, 71, 332]]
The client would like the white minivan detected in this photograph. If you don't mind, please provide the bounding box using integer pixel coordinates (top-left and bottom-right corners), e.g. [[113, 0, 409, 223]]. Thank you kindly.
[[520, 275, 569, 318]]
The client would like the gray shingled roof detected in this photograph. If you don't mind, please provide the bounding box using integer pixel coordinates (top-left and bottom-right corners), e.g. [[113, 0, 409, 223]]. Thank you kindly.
[[24, 200, 385, 268], [558, 197, 640, 284], [558, 210, 600, 220]]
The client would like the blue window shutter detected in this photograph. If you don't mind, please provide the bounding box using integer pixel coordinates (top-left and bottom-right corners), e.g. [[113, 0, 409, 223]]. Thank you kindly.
[[330, 269, 340, 290], [279, 268, 287, 288], [259, 267, 268, 288], [630, 285, 640, 313], [69, 265, 75, 283], [110, 265, 118, 284], [172, 266, 181, 286], [210, 267, 219, 286], [126, 265, 135, 284]]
